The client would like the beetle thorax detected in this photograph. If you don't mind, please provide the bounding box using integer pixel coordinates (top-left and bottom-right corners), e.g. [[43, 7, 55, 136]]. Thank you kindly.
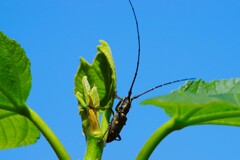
[[118, 97, 131, 115]]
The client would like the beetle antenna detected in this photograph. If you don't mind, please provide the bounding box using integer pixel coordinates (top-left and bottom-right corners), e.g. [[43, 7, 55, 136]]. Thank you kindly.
[[132, 78, 196, 100], [128, 0, 141, 98]]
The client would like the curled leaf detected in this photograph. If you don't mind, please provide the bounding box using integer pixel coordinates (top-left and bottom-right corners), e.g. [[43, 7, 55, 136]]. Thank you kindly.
[[74, 40, 116, 138]]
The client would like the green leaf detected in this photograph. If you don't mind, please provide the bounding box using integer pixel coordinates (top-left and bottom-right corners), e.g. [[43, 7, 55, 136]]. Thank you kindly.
[[137, 79, 240, 160], [74, 40, 116, 160], [74, 40, 116, 110], [74, 40, 116, 120], [74, 40, 116, 126], [0, 111, 39, 149], [0, 32, 40, 149], [141, 79, 240, 127], [76, 76, 101, 136]]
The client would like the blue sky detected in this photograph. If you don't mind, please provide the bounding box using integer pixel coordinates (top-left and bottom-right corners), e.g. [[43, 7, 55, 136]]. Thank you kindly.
[[1, 0, 240, 159]]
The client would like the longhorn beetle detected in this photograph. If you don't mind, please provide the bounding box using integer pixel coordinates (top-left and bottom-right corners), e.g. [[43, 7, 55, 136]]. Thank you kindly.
[[100, 0, 195, 143]]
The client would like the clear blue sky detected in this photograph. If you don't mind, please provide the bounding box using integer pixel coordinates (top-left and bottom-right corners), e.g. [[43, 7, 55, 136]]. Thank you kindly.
[[1, 0, 240, 159]]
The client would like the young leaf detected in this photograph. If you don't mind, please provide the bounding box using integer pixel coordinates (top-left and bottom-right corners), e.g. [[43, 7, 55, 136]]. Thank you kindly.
[[74, 40, 116, 127], [0, 32, 40, 149], [74, 40, 117, 159], [142, 79, 240, 128], [76, 76, 101, 136]]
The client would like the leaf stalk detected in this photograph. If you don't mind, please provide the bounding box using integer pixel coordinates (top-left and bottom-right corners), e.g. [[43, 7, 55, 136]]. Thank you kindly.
[[26, 107, 71, 160], [136, 117, 177, 160]]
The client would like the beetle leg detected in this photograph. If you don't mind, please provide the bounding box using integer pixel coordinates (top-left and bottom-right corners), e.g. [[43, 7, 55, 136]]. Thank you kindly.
[[115, 99, 123, 112], [109, 108, 114, 116], [115, 135, 122, 141], [97, 127, 110, 144], [115, 95, 122, 100]]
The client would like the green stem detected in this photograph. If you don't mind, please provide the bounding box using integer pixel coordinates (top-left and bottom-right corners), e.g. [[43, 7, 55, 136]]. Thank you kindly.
[[26, 107, 71, 160], [136, 117, 177, 160], [84, 135, 104, 160]]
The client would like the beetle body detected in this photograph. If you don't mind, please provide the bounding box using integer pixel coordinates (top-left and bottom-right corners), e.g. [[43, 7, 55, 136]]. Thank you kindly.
[[106, 97, 131, 142], [99, 0, 195, 143]]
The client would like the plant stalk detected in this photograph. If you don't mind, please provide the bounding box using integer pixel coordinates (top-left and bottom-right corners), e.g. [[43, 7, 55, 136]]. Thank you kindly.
[[27, 107, 71, 160], [84, 135, 104, 160], [136, 117, 177, 160]]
